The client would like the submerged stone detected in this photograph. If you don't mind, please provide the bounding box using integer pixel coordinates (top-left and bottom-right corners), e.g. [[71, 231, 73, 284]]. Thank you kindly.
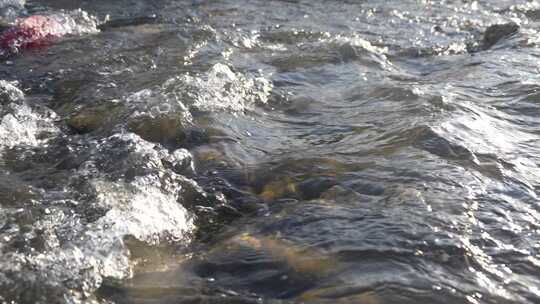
[[259, 177, 299, 201], [239, 234, 337, 275], [66, 104, 122, 134], [298, 286, 380, 304], [128, 115, 187, 146], [482, 22, 519, 50], [297, 177, 338, 200], [214, 233, 338, 277]]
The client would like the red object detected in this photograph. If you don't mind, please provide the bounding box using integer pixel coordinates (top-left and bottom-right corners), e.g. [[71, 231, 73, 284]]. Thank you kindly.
[[0, 15, 64, 55]]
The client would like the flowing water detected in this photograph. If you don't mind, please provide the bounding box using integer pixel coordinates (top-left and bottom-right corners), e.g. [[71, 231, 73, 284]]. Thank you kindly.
[[0, 0, 539, 303]]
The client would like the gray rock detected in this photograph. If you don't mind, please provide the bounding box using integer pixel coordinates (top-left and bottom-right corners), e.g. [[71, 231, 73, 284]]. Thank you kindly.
[[482, 22, 519, 50]]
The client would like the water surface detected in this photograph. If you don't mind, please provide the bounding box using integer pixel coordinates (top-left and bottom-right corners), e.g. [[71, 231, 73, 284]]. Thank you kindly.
[[0, 0, 539, 303]]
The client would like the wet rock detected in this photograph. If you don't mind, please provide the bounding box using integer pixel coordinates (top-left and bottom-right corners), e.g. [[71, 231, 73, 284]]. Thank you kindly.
[[231, 233, 337, 275], [90, 133, 168, 179], [282, 96, 315, 115], [194, 147, 227, 163], [414, 126, 475, 161], [0, 80, 23, 104], [297, 177, 338, 200], [482, 22, 519, 50], [52, 77, 91, 107], [259, 177, 299, 201], [242, 158, 364, 203], [320, 185, 374, 204], [128, 115, 187, 146], [432, 25, 444, 33], [298, 286, 380, 304], [183, 121, 231, 146], [161, 148, 194, 175], [346, 181, 385, 196], [194, 232, 338, 297], [66, 103, 122, 134]]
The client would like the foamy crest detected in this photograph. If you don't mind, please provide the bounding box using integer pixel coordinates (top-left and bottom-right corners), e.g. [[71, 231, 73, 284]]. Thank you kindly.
[[0, 81, 58, 148], [165, 63, 273, 112], [0, 133, 197, 303], [49, 9, 100, 36]]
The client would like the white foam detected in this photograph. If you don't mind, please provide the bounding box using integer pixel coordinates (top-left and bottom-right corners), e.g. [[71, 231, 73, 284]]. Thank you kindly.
[[165, 63, 273, 112], [0, 82, 58, 149], [0, 132, 197, 302]]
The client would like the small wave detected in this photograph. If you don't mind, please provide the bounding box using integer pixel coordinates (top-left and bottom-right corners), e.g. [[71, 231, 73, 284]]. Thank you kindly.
[[267, 33, 393, 72], [0, 80, 58, 148], [164, 63, 272, 112], [0, 132, 200, 302]]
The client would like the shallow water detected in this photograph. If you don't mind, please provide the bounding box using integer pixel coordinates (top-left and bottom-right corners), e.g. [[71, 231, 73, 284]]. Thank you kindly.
[[0, 0, 539, 303]]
